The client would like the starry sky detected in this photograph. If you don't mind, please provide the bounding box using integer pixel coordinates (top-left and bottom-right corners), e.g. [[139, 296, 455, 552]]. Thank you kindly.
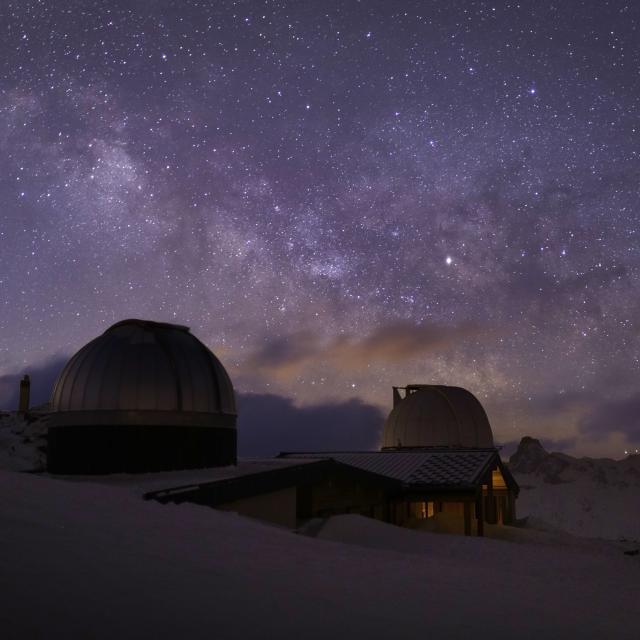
[[1, 1, 639, 458]]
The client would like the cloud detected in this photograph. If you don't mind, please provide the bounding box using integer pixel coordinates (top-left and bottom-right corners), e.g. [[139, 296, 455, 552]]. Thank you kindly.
[[512, 389, 593, 418], [487, 379, 640, 456], [343, 321, 483, 363], [237, 392, 384, 456], [1, 357, 385, 455], [0, 355, 68, 410], [246, 321, 484, 378], [578, 392, 640, 442]]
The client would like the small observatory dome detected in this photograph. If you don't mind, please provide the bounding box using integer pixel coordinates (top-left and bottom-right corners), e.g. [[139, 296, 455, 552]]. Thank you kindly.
[[381, 385, 494, 449], [48, 319, 237, 474]]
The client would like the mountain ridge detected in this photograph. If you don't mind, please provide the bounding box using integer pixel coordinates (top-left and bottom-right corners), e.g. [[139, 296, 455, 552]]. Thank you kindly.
[[508, 436, 640, 541]]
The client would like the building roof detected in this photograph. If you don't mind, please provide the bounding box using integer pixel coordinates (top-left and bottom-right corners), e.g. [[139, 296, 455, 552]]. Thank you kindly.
[[382, 385, 494, 449], [279, 449, 509, 490], [141, 457, 400, 506], [57, 457, 322, 494], [50, 319, 235, 424], [108, 450, 517, 508]]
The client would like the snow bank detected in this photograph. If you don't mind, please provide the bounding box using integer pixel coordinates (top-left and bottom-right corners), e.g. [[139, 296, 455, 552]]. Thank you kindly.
[[514, 473, 640, 541], [0, 471, 638, 639]]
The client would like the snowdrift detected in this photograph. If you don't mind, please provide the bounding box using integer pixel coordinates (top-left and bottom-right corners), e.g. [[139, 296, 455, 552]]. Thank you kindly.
[[0, 470, 638, 639]]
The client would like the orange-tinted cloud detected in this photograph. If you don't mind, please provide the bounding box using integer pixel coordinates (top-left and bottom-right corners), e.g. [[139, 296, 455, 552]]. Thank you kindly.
[[246, 320, 484, 378]]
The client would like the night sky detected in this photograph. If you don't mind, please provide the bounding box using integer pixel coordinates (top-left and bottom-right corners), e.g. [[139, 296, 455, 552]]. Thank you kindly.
[[1, 1, 639, 458]]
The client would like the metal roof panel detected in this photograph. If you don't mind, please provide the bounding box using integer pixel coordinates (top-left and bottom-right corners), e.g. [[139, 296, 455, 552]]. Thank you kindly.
[[280, 450, 497, 487]]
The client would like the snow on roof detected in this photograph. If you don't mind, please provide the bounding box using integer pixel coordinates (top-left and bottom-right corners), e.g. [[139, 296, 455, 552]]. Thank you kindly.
[[50, 457, 324, 495]]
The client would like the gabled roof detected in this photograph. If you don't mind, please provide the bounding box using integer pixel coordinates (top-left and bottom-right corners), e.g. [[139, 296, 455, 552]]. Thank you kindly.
[[141, 449, 519, 509], [279, 449, 514, 491]]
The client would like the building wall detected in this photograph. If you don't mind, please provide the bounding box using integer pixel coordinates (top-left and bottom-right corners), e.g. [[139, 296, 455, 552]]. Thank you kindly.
[[399, 499, 472, 533], [219, 487, 297, 528], [47, 424, 236, 473], [300, 469, 391, 521]]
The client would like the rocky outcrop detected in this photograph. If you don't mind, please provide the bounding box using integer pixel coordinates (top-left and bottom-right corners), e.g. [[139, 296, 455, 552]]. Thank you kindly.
[[509, 437, 568, 479], [0, 412, 48, 472]]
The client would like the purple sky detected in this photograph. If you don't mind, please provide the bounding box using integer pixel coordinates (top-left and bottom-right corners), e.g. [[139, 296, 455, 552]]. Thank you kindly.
[[1, 1, 639, 457]]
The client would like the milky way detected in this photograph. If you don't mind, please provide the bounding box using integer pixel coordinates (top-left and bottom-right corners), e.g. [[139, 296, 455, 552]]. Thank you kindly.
[[1, 1, 639, 456]]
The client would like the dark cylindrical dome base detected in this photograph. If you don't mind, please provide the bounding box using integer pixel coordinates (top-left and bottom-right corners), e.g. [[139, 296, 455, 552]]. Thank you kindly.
[[47, 425, 236, 474]]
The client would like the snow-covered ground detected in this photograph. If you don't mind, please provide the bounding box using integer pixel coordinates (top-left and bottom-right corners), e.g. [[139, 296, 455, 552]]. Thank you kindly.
[[1, 469, 638, 639], [1, 419, 638, 636]]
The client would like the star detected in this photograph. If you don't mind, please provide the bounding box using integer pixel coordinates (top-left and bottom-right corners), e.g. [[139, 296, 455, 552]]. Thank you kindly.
[[0, 0, 638, 458]]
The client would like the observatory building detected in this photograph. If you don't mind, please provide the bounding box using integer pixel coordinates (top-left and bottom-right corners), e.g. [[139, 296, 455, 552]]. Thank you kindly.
[[277, 385, 518, 534], [144, 384, 518, 535], [37, 319, 518, 536], [47, 319, 237, 474], [382, 384, 494, 449]]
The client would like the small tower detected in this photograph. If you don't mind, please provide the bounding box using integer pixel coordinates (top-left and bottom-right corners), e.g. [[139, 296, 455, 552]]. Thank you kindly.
[[18, 375, 30, 413]]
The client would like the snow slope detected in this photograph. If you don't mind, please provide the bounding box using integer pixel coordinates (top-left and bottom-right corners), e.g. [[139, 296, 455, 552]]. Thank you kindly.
[[0, 470, 638, 639], [510, 437, 640, 541]]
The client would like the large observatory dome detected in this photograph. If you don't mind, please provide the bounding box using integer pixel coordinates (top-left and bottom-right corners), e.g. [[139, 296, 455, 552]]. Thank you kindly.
[[382, 385, 494, 449], [48, 319, 237, 474], [51, 319, 236, 416]]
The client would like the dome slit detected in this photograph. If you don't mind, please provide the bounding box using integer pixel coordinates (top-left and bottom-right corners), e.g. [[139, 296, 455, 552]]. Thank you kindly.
[[50, 346, 84, 408], [81, 332, 116, 410], [204, 352, 223, 413], [154, 330, 184, 411], [433, 386, 464, 447], [62, 339, 99, 411]]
